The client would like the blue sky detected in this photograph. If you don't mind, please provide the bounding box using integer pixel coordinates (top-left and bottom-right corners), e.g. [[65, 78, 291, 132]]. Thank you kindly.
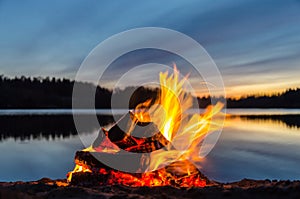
[[0, 0, 300, 97]]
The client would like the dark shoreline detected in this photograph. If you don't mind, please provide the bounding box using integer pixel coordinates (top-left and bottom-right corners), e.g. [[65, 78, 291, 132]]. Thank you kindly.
[[1, 178, 300, 199], [1, 75, 300, 109]]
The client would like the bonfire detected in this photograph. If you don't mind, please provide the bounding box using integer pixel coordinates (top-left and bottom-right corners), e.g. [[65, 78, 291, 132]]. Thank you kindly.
[[67, 65, 223, 187]]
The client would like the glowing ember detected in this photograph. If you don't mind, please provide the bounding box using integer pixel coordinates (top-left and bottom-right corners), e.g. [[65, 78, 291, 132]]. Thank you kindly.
[[67, 155, 208, 187], [67, 164, 91, 182], [67, 64, 223, 187]]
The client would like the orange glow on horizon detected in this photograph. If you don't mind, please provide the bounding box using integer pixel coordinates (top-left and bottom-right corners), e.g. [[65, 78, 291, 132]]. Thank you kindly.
[[194, 82, 300, 99]]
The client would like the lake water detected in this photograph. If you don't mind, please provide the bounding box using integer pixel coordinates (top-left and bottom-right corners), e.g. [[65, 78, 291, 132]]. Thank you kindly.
[[0, 109, 300, 182]]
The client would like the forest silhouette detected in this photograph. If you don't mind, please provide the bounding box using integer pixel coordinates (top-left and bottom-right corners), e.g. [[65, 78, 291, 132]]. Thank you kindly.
[[0, 75, 299, 109], [0, 75, 299, 141]]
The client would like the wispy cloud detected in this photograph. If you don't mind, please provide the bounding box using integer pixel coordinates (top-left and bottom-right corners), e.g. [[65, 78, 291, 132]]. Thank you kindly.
[[0, 0, 299, 96]]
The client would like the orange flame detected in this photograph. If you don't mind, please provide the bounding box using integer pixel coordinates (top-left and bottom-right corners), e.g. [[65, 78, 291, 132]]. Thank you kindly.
[[67, 64, 224, 186], [67, 164, 91, 182], [137, 64, 223, 171]]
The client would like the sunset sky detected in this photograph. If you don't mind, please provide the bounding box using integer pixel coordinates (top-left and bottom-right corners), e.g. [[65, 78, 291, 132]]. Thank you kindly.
[[0, 0, 300, 97]]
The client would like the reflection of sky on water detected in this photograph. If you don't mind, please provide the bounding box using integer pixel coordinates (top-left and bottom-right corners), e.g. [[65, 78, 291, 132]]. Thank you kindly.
[[1, 112, 300, 182], [0, 131, 98, 181], [201, 117, 300, 182]]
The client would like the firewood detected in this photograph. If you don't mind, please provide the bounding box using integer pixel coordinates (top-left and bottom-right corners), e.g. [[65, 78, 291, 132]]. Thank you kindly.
[[71, 151, 210, 187], [75, 151, 147, 172], [71, 112, 209, 187], [93, 112, 171, 153], [74, 152, 209, 179]]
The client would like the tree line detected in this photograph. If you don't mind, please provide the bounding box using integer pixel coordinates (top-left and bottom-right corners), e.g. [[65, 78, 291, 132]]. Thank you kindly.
[[0, 75, 299, 109]]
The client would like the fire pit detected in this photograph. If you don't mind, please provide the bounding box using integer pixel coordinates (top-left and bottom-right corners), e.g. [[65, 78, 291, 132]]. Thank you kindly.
[[68, 66, 223, 188]]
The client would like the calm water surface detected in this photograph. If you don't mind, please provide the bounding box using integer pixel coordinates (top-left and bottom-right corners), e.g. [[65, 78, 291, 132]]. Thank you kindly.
[[0, 109, 300, 182]]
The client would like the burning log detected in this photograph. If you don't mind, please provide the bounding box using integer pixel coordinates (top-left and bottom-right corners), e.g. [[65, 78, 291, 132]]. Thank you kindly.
[[75, 151, 146, 172], [67, 110, 215, 187], [70, 151, 210, 187], [67, 66, 224, 188], [93, 111, 171, 153], [68, 111, 210, 187]]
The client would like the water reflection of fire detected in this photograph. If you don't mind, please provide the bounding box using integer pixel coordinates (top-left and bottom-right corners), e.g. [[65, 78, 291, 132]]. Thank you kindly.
[[67, 65, 223, 187]]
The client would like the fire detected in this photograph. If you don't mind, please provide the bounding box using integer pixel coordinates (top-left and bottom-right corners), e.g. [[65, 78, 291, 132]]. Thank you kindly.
[[105, 164, 206, 187], [67, 64, 223, 187], [93, 132, 120, 153], [67, 164, 91, 182], [137, 65, 223, 171]]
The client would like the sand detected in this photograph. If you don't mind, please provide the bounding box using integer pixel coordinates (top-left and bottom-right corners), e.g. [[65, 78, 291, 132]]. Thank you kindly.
[[1, 178, 300, 199]]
